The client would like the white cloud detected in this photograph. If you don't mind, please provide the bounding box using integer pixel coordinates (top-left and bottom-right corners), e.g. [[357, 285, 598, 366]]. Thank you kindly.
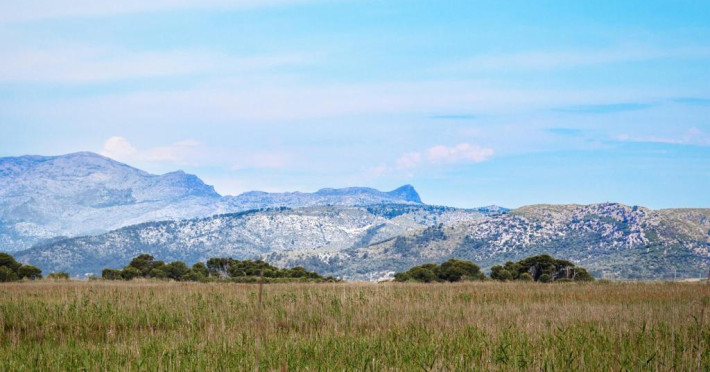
[[427, 143, 494, 164], [100, 136, 137, 160], [391, 143, 494, 174], [0, 0, 326, 23]]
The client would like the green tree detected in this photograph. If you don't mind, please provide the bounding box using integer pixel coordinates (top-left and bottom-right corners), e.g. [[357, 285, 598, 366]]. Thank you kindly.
[[18, 265, 42, 280], [518, 273, 533, 282], [149, 267, 168, 279], [0, 252, 21, 272], [538, 273, 552, 283], [102, 268, 122, 280], [573, 267, 595, 282], [490, 265, 513, 281], [127, 254, 165, 277], [407, 266, 439, 283], [181, 271, 204, 282], [48, 272, 70, 280], [121, 266, 142, 280], [438, 259, 483, 282], [0, 266, 18, 282], [192, 262, 209, 277], [163, 261, 190, 281]]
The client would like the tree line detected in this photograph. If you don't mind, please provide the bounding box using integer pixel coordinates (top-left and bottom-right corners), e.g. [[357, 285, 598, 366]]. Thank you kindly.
[[1, 252, 71, 282], [394, 254, 595, 283], [101, 254, 339, 282]]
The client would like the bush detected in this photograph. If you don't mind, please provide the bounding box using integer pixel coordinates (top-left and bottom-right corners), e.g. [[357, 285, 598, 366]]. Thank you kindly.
[[163, 261, 190, 281], [18, 265, 43, 280], [149, 268, 168, 279], [538, 274, 552, 283], [0, 253, 21, 272], [518, 273, 533, 282], [0, 266, 18, 282], [407, 267, 439, 283], [0, 253, 41, 281], [102, 268, 122, 280], [48, 272, 70, 280], [101, 254, 332, 282], [491, 265, 513, 281], [121, 266, 142, 280], [394, 259, 484, 283]]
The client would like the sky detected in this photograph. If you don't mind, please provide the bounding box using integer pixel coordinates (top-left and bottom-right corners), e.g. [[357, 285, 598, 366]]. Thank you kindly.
[[1, 0, 709, 209]]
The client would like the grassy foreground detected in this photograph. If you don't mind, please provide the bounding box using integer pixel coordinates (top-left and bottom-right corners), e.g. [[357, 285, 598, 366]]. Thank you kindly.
[[1, 281, 709, 371]]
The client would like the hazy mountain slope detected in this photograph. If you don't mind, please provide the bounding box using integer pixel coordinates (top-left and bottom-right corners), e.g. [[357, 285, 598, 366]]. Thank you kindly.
[[0, 152, 423, 251], [223, 185, 421, 211], [0, 152, 222, 251], [271, 203, 710, 280], [16, 205, 481, 276]]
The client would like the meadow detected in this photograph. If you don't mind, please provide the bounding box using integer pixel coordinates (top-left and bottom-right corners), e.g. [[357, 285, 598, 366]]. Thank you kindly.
[[0, 281, 708, 371]]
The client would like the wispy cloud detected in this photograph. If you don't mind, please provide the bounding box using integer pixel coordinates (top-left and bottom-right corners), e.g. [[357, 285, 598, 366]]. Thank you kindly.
[[554, 102, 657, 114], [427, 143, 494, 164], [428, 114, 477, 120], [615, 128, 710, 147], [0, 45, 315, 83], [672, 97, 710, 106], [394, 143, 494, 171], [100, 136, 292, 169], [547, 128, 584, 137], [395, 152, 422, 169], [0, 0, 326, 22], [446, 46, 710, 72]]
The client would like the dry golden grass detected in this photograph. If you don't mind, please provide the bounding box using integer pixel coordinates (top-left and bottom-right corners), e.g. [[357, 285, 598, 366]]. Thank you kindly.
[[1, 280, 708, 371]]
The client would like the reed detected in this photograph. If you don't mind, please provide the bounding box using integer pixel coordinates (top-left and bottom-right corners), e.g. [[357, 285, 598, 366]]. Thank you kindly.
[[1, 280, 708, 371]]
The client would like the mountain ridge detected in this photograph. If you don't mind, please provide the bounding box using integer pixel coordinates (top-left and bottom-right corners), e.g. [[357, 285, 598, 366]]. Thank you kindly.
[[14, 202, 710, 280], [0, 152, 424, 251]]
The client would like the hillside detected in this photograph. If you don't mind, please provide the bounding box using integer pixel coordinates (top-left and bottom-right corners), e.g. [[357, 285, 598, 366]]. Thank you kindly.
[[15, 202, 710, 280], [16, 204, 480, 277], [0, 152, 422, 251], [268, 203, 710, 280]]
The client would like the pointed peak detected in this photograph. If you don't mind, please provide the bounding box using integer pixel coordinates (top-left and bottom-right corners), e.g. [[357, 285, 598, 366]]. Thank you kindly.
[[387, 185, 422, 203]]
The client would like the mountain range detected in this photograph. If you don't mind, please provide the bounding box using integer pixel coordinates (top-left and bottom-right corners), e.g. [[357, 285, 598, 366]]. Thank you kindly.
[[2, 152, 709, 280], [0, 152, 421, 252]]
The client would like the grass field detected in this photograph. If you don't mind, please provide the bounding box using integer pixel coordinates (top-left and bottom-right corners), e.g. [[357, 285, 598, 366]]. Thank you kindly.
[[1, 281, 709, 371]]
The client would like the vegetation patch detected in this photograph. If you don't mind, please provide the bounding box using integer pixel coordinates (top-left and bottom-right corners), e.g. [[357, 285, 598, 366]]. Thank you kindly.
[[101, 254, 339, 282], [0, 252, 42, 281]]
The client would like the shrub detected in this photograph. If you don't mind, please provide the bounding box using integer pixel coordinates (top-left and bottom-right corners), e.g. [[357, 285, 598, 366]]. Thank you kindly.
[[0, 266, 18, 282], [121, 266, 142, 280], [18, 265, 43, 280], [0, 252, 41, 281], [538, 274, 552, 283], [102, 269, 122, 280], [47, 272, 70, 280], [163, 261, 190, 281], [518, 273, 533, 282], [101, 254, 331, 282], [0, 253, 21, 272], [394, 259, 484, 283]]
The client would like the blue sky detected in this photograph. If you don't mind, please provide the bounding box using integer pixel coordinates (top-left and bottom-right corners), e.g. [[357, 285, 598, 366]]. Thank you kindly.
[[1, 0, 709, 208]]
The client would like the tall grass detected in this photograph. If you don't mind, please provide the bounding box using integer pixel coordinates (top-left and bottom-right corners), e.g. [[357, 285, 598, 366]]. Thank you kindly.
[[1, 281, 708, 371]]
